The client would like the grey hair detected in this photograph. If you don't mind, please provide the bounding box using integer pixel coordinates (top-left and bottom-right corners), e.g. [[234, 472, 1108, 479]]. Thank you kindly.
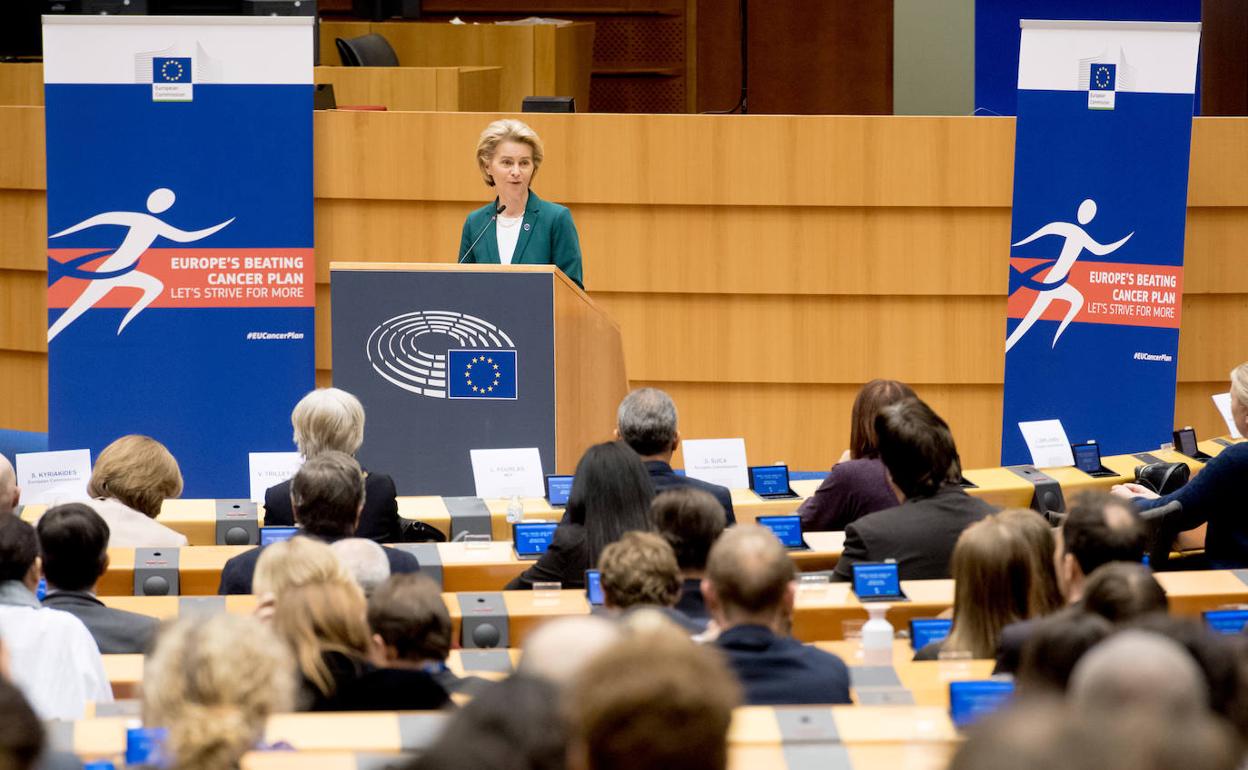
[[330, 538, 391, 598], [617, 388, 679, 456], [1069, 630, 1208, 717], [291, 388, 366, 459], [1231, 363, 1248, 411]]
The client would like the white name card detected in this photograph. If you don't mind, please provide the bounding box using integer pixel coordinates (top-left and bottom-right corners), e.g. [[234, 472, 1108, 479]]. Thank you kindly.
[[682, 438, 749, 490], [1018, 420, 1075, 468], [16, 449, 92, 505], [470, 447, 544, 498], [1212, 393, 1243, 439], [248, 452, 304, 503]]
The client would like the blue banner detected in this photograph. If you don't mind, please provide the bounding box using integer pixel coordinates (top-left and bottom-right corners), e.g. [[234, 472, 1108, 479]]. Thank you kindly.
[[1000, 21, 1200, 465]]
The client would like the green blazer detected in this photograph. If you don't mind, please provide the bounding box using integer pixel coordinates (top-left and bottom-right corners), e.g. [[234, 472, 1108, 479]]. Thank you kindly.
[[458, 190, 584, 288]]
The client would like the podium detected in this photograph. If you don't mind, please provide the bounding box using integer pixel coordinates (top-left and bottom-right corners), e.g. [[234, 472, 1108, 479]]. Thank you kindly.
[[330, 263, 627, 496]]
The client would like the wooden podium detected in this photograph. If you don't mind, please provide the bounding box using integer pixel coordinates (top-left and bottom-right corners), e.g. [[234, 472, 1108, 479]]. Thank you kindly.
[[329, 263, 627, 495]]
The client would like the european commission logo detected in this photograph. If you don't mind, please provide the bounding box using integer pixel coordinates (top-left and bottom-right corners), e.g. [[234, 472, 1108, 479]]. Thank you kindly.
[[150, 56, 193, 102], [366, 310, 519, 400], [1088, 62, 1117, 111]]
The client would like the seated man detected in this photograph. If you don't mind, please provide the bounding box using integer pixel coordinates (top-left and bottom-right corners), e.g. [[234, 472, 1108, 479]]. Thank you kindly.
[[598, 531, 703, 633], [705, 525, 851, 705], [832, 397, 995, 582], [0, 515, 111, 719], [0, 455, 18, 517], [219, 452, 418, 594], [650, 487, 726, 625], [37, 503, 159, 654], [331, 538, 391, 598], [616, 388, 736, 524]]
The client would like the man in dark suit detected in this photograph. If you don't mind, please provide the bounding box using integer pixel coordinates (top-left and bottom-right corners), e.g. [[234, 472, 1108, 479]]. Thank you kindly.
[[832, 397, 995, 582], [616, 388, 736, 524], [218, 451, 418, 595], [708, 525, 851, 705], [37, 503, 158, 654], [650, 487, 726, 625]]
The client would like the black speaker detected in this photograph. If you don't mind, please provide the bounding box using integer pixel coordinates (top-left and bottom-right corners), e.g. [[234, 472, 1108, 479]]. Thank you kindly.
[[522, 96, 576, 113]]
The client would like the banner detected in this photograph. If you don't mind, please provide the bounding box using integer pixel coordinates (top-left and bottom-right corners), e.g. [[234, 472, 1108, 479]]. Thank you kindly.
[[1001, 20, 1201, 465], [43, 17, 315, 497]]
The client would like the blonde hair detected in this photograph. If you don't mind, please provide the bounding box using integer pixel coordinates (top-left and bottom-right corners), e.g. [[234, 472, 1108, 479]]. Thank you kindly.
[[291, 388, 365, 459], [475, 119, 544, 187], [944, 514, 1034, 659], [598, 531, 682, 610], [1230, 363, 1248, 411], [997, 508, 1063, 617], [142, 613, 296, 770], [88, 435, 183, 518], [253, 537, 353, 599], [270, 581, 372, 697]]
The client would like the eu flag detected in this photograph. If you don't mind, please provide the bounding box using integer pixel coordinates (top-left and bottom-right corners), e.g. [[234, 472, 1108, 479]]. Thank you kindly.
[[153, 58, 192, 84], [1090, 63, 1116, 92], [447, 350, 518, 400]]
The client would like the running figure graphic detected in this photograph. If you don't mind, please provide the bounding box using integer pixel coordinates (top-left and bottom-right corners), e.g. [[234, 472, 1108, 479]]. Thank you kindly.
[[46, 188, 233, 342], [1004, 198, 1133, 353]]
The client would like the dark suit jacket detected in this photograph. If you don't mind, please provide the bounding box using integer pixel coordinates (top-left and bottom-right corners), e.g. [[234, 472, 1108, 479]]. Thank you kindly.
[[644, 461, 736, 525], [505, 522, 588, 590], [675, 577, 710, 624], [459, 190, 584, 288], [302, 652, 449, 712], [42, 590, 158, 654], [716, 624, 852, 706], [993, 617, 1041, 675], [264, 470, 400, 544], [831, 485, 997, 582], [218, 533, 419, 595]]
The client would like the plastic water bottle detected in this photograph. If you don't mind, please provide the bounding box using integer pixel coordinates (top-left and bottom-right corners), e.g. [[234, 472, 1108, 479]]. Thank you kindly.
[[506, 495, 524, 524], [861, 604, 894, 666]]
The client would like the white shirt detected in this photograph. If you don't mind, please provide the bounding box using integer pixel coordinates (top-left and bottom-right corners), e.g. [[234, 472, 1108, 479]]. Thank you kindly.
[[88, 497, 188, 548], [0, 582, 113, 720], [496, 214, 523, 265]]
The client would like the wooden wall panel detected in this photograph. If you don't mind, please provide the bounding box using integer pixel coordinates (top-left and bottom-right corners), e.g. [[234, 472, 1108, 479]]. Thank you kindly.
[[313, 65, 502, 112], [0, 107, 44, 191], [0, 352, 45, 433], [0, 190, 44, 271], [0, 63, 43, 107]]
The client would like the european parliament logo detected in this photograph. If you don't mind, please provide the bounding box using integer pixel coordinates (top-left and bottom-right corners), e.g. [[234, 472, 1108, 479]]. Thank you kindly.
[[1088, 62, 1116, 111], [365, 310, 518, 400], [448, 350, 518, 400]]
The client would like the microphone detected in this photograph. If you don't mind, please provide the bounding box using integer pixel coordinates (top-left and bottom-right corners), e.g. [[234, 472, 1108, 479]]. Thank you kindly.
[[458, 203, 507, 264]]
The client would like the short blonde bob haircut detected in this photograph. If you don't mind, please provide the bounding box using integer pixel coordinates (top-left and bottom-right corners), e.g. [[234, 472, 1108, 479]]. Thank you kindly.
[[253, 536, 353, 599], [1230, 363, 1248, 410], [88, 435, 183, 519], [475, 119, 544, 187], [292, 387, 366, 459]]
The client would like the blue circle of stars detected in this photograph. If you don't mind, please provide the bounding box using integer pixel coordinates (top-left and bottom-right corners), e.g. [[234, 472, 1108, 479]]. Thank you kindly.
[[160, 60, 185, 82], [1093, 65, 1111, 90], [464, 355, 501, 394]]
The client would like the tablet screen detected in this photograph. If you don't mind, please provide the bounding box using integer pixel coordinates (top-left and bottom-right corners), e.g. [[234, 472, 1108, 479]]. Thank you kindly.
[[1204, 609, 1248, 635], [546, 475, 573, 506], [853, 562, 902, 598], [259, 526, 299, 546], [513, 522, 559, 557], [1176, 428, 1199, 456], [949, 680, 1014, 728], [1073, 443, 1102, 473], [586, 569, 604, 606], [910, 618, 953, 650], [750, 465, 790, 496], [757, 515, 803, 548]]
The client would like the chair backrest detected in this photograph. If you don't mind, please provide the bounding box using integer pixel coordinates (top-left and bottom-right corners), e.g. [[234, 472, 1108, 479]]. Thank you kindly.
[[335, 33, 399, 67]]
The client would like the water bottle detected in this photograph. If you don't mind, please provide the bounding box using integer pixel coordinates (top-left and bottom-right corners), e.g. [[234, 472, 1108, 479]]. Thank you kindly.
[[35, 577, 46, 601], [861, 604, 894, 666], [506, 494, 524, 524]]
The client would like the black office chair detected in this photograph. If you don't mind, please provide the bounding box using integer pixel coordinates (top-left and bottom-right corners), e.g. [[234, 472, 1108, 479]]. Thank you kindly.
[[335, 33, 399, 67]]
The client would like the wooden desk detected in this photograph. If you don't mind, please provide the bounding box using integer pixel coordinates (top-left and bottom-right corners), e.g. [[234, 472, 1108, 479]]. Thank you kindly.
[[819, 640, 996, 708], [791, 581, 954, 642], [315, 65, 500, 111]]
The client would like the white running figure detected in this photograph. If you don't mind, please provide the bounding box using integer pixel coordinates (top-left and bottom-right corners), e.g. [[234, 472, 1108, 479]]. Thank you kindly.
[[1005, 198, 1133, 353], [47, 188, 234, 342]]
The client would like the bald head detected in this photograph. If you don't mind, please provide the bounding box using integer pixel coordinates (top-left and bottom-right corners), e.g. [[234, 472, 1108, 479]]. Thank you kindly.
[[1069, 631, 1208, 717], [519, 616, 623, 688], [703, 525, 796, 629], [0, 455, 17, 516]]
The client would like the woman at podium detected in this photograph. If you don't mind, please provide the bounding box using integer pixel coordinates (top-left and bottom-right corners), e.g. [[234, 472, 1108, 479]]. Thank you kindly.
[[459, 119, 584, 288]]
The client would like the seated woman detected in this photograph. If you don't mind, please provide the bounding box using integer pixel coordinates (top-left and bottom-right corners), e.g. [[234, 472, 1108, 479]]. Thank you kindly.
[[264, 387, 400, 543], [505, 441, 654, 590], [271, 580, 448, 711], [142, 612, 296, 770], [798, 379, 915, 532], [1112, 362, 1248, 569], [86, 434, 187, 548], [252, 536, 355, 621]]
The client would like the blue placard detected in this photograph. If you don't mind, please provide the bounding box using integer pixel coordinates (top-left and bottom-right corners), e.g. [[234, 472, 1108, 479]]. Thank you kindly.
[[853, 562, 902, 598], [750, 465, 791, 496], [447, 350, 518, 400], [757, 515, 803, 548], [513, 521, 558, 557], [1073, 442, 1102, 473], [1204, 610, 1248, 636], [126, 727, 168, 768], [259, 526, 299, 547], [586, 569, 604, 606], [910, 618, 953, 651], [949, 680, 1014, 728], [545, 474, 573, 506]]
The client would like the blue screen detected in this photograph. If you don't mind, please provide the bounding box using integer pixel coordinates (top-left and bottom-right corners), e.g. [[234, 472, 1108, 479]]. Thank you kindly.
[[949, 680, 1014, 728], [1204, 610, 1248, 635], [259, 527, 298, 546], [750, 465, 790, 495], [758, 515, 803, 548], [853, 562, 901, 598], [514, 522, 558, 556], [546, 475, 573, 506], [126, 727, 168, 767], [1074, 443, 1102, 472], [910, 618, 953, 651], [586, 569, 604, 605]]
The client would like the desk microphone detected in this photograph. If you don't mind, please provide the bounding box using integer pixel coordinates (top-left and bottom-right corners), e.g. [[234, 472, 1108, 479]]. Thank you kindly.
[[458, 203, 507, 264]]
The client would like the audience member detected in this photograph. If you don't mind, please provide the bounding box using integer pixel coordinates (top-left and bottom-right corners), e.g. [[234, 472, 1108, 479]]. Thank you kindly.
[[143, 613, 296, 770], [832, 397, 994, 581], [507, 441, 653, 590], [86, 434, 187, 547], [331, 538, 391, 598], [1014, 608, 1113, 697], [252, 536, 352, 600], [0, 676, 43, 770], [218, 452, 417, 595], [567, 623, 741, 770], [598, 531, 700, 632], [650, 488, 725, 626], [264, 388, 401, 543], [36, 502, 158, 653], [1069, 630, 1208, 717], [1080, 562, 1168, 624], [271, 580, 448, 711], [518, 616, 623, 688], [0, 455, 18, 517], [0, 514, 110, 719], [799, 379, 914, 532], [997, 508, 1064, 616], [615, 388, 735, 524], [705, 525, 850, 705], [410, 675, 567, 770], [1113, 362, 1248, 568]]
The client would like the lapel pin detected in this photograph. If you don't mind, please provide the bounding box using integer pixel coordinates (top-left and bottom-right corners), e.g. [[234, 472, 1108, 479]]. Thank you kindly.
[[523, 223, 531, 231]]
